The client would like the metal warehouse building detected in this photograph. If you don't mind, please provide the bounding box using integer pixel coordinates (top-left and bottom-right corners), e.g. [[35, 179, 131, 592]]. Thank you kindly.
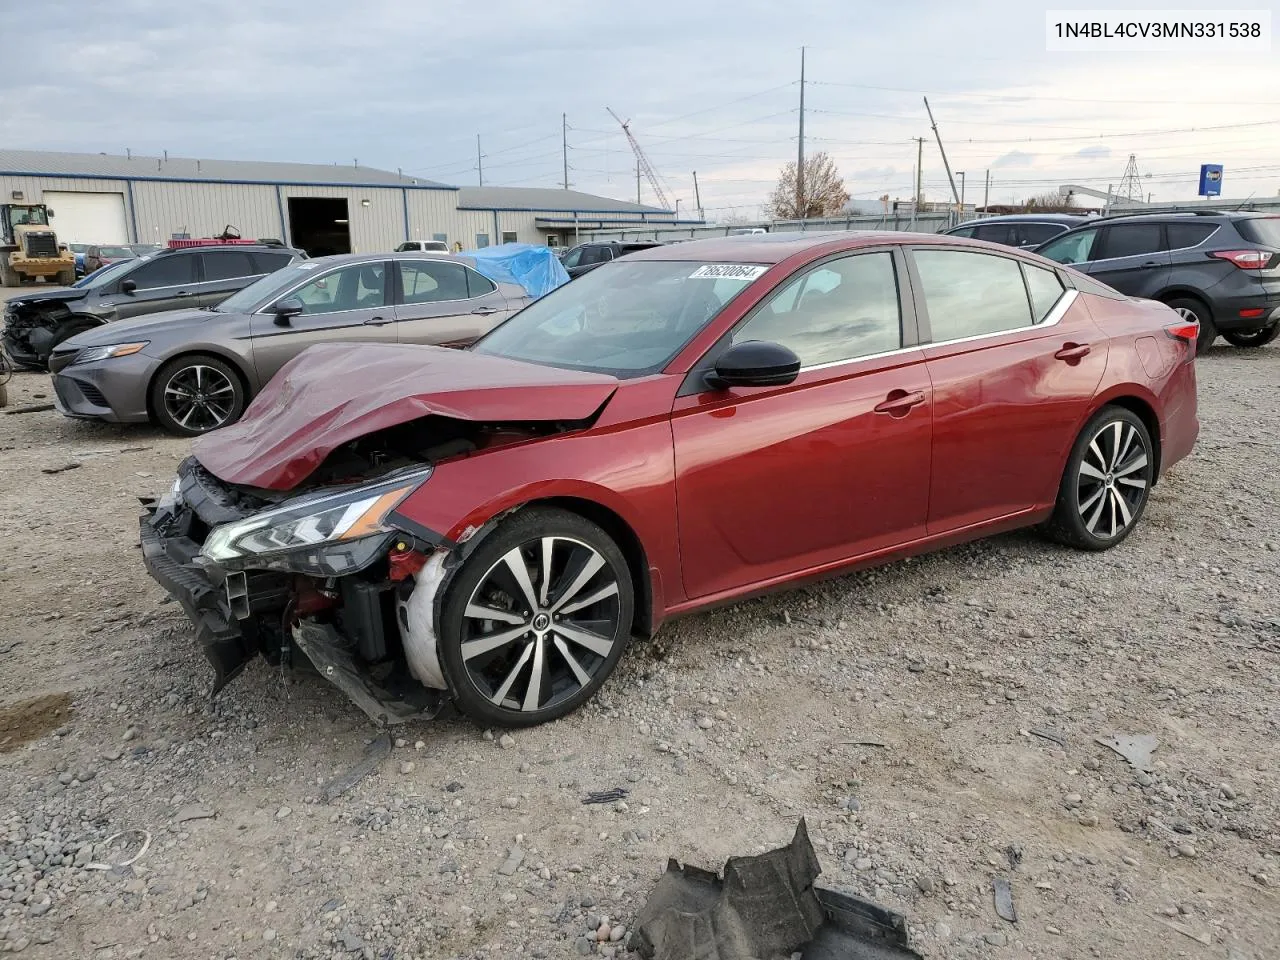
[[0, 149, 695, 256]]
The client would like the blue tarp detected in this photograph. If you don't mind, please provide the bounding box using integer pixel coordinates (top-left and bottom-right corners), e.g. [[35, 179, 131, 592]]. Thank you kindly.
[[459, 243, 569, 300]]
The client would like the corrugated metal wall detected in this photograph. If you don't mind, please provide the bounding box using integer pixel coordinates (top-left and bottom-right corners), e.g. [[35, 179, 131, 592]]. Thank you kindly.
[[131, 181, 280, 244]]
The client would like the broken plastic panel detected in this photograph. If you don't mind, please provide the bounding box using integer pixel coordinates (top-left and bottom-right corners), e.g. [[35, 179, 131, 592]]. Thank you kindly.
[[633, 819, 922, 960]]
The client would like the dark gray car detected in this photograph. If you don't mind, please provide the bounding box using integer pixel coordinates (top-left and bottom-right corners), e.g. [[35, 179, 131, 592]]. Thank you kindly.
[[2, 243, 303, 368], [49, 252, 529, 436]]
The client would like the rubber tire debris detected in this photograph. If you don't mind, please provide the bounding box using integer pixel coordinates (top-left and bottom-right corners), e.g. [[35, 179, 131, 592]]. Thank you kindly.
[[1029, 727, 1066, 747], [4, 403, 55, 415], [993, 876, 1017, 923], [322, 731, 392, 802], [41, 462, 81, 474], [173, 804, 217, 824], [583, 788, 630, 805]]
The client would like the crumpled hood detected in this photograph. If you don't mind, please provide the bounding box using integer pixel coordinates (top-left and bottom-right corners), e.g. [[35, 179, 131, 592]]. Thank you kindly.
[[62, 308, 219, 348], [4, 288, 87, 310], [193, 342, 618, 491]]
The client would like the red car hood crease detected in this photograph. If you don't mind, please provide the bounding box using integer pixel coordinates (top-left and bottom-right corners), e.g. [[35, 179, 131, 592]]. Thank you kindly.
[[193, 343, 618, 491]]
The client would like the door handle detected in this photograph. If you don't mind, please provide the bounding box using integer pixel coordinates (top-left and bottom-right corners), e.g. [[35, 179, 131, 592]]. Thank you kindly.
[[363, 315, 392, 326], [1139, 261, 1161, 269], [873, 389, 926, 417], [471, 306, 501, 315], [175, 291, 192, 297], [1054, 342, 1091, 362]]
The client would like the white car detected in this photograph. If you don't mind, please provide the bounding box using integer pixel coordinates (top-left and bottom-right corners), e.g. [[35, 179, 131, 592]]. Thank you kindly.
[[396, 240, 449, 253]]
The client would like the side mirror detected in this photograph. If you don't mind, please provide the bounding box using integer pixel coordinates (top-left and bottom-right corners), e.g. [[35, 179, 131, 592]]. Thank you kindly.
[[272, 296, 304, 325], [706, 340, 801, 390], [120, 279, 137, 294]]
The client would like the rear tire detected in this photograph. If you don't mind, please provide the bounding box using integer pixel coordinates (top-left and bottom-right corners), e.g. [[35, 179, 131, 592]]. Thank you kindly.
[[1165, 296, 1215, 355], [438, 508, 634, 728], [55, 269, 75, 286], [0, 261, 16, 287], [1044, 406, 1154, 551], [149, 354, 247, 436], [1220, 323, 1280, 348]]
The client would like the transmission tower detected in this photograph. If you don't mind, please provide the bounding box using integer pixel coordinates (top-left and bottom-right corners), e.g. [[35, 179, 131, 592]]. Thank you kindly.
[[1117, 154, 1145, 202], [606, 108, 671, 210]]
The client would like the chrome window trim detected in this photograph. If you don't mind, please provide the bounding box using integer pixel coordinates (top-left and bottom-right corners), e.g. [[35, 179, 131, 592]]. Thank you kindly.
[[798, 343, 924, 374]]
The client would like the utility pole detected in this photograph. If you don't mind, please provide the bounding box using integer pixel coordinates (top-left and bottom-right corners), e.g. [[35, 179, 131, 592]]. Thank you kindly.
[[957, 171, 966, 212], [914, 137, 924, 211], [476, 135, 483, 187], [562, 114, 569, 190], [983, 169, 990, 211], [922, 97, 960, 206], [692, 171, 703, 220], [796, 46, 806, 218]]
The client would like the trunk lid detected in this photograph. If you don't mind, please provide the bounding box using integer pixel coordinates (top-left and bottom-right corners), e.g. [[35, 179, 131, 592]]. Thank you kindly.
[[193, 342, 618, 491]]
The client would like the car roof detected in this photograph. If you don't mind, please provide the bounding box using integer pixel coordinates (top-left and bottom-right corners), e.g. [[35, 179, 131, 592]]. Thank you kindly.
[[1097, 210, 1266, 224], [624, 230, 975, 264], [152, 243, 303, 256], [955, 214, 1090, 225]]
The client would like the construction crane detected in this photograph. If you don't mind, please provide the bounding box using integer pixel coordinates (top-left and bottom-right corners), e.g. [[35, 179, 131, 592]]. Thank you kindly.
[[606, 107, 672, 211]]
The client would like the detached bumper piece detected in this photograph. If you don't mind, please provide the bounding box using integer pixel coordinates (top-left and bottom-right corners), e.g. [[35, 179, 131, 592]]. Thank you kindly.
[[633, 819, 922, 960], [292, 621, 444, 727]]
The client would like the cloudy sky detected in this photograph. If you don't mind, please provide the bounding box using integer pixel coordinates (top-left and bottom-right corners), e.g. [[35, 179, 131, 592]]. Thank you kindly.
[[6, 0, 1279, 219]]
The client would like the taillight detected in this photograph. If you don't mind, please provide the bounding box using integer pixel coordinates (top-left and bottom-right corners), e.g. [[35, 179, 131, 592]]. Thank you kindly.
[[1165, 320, 1199, 344], [1209, 249, 1275, 270]]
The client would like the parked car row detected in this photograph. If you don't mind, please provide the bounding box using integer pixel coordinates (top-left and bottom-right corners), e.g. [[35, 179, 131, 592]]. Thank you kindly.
[[135, 230, 1199, 729]]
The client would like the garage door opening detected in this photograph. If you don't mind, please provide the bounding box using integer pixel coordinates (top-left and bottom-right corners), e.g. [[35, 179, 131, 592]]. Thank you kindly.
[[287, 197, 351, 257]]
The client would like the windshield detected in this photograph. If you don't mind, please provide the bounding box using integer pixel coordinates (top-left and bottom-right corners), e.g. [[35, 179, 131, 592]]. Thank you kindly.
[[74, 258, 139, 288], [472, 260, 762, 376], [67, 243, 89, 253], [99, 246, 135, 259], [1237, 217, 1280, 247], [212, 260, 315, 313], [6, 206, 48, 228]]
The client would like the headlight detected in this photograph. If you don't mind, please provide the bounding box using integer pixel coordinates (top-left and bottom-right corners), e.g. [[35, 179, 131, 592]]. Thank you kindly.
[[200, 467, 431, 575], [73, 341, 148, 364]]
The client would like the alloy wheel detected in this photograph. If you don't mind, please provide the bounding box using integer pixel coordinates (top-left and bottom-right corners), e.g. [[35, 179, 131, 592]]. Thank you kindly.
[[162, 364, 237, 432], [459, 536, 622, 714], [1173, 306, 1199, 322], [1076, 419, 1150, 540]]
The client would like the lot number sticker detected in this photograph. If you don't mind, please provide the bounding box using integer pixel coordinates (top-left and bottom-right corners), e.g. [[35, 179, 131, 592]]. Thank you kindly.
[[688, 264, 768, 281]]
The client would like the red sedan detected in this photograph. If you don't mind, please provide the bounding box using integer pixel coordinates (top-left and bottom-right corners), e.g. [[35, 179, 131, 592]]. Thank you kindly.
[[141, 232, 1199, 728]]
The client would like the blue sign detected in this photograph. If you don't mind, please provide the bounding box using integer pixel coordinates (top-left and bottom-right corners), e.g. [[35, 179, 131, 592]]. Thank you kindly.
[[1198, 164, 1223, 197]]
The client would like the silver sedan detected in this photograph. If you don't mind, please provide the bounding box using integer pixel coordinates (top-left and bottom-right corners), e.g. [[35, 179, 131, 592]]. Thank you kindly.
[[49, 252, 528, 435]]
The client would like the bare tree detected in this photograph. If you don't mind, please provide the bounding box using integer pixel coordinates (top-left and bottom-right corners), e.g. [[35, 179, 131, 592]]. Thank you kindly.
[[1019, 191, 1076, 213], [766, 152, 850, 220]]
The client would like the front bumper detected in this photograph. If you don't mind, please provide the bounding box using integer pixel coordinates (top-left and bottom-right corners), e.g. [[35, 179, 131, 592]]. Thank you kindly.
[[51, 352, 158, 423]]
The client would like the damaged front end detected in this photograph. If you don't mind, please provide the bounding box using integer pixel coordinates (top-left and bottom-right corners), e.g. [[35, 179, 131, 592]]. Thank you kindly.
[[1, 296, 81, 369], [140, 455, 453, 726]]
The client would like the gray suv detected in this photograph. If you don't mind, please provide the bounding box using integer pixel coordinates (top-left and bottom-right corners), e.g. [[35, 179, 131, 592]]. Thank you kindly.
[[2, 243, 304, 368], [49, 252, 528, 436]]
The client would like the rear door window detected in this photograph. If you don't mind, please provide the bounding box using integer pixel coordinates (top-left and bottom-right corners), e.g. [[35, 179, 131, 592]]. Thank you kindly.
[[1097, 223, 1163, 260], [465, 268, 496, 297], [947, 226, 976, 239], [1016, 222, 1069, 246], [1165, 223, 1218, 250], [201, 250, 257, 282], [974, 223, 1014, 245], [252, 251, 295, 274], [399, 260, 469, 303], [914, 249, 1033, 341], [127, 255, 195, 290]]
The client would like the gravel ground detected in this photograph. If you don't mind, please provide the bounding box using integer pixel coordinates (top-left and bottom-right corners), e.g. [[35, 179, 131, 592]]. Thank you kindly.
[[1, 334, 1278, 960]]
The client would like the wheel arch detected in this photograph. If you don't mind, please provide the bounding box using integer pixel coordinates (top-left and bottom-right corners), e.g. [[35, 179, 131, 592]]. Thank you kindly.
[[144, 348, 254, 422], [1090, 391, 1163, 483], [441, 492, 659, 638], [1155, 288, 1213, 318]]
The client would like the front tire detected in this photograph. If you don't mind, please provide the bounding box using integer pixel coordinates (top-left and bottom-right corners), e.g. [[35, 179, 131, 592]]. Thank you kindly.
[[1220, 323, 1280, 349], [1044, 406, 1154, 551], [1165, 296, 1215, 355], [149, 354, 246, 436], [438, 508, 634, 728]]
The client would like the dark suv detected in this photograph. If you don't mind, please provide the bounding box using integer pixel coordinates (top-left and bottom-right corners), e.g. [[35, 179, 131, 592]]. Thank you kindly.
[[944, 213, 1092, 249], [2, 242, 305, 369], [559, 240, 662, 279], [1036, 212, 1280, 354]]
